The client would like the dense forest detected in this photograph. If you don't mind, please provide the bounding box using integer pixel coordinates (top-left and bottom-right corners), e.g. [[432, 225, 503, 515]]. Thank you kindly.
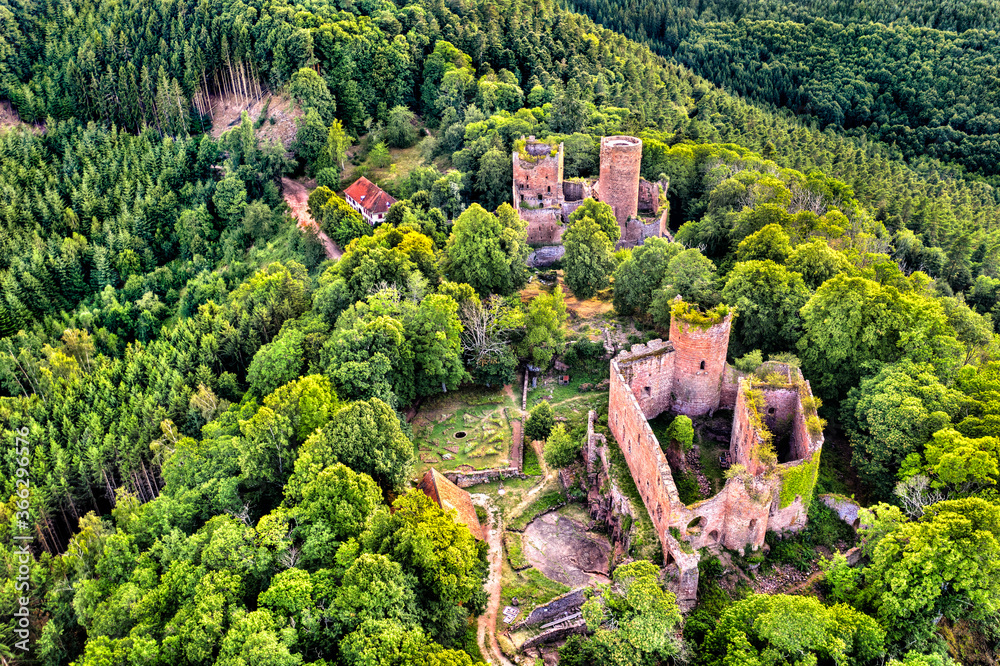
[[569, 0, 1000, 182], [2, 0, 1000, 663]]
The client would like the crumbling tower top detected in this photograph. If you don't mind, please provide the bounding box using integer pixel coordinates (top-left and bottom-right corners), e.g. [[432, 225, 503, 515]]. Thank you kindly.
[[668, 301, 733, 417]]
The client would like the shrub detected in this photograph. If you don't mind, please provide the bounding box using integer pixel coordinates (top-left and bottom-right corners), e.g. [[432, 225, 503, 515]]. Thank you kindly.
[[525, 401, 554, 441], [544, 424, 580, 469]]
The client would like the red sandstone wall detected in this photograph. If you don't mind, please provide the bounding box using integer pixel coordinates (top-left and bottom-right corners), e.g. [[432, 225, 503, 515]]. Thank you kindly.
[[513, 142, 564, 208], [520, 208, 564, 244], [607, 324, 825, 563], [615, 340, 675, 419], [680, 478, 771, 551], [599, 136, 642, 230], [761, 388, 799, 444], [563, 180, 585, 202], [669, 313, 733, 416], [637, 179, 659, 213], [720, 365, 741, 410], [730, 380, 765, 474], [609, 360, 680, 564]]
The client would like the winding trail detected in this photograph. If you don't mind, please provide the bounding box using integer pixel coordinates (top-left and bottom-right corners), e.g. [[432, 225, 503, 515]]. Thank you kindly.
[[471, 494, 517, 666], [281, 177, 342, 260], [471, 435, 558, 665]]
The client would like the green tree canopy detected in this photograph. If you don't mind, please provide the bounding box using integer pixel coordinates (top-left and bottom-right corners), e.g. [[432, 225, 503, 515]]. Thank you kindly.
[[721, 259, 811, 357], [569, 198, 621, 245], [864, 498, 1000, 642], [289, 398, 413, 498], [702, 594, 885, 666], [563, 214, 615, 299], [525, 400, 555, 441], [544, 423, 579, 468], [443, 203, 529, 296], [288, 67, 336, 122], [612, 237, 685, 316], [798, 275, 963, 399], [518, 285, 568, 367]]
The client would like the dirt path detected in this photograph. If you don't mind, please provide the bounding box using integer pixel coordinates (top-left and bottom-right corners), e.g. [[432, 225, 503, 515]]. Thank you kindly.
[[510, 440, 558, 518], [471, 437, 559, 666], [281, 177, 342, 260], [471, 494, 517, 666]]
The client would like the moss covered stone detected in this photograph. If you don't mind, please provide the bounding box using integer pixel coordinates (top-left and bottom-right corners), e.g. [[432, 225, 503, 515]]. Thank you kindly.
[[670, 300, 731, 332], [778, 452, 820, 510]]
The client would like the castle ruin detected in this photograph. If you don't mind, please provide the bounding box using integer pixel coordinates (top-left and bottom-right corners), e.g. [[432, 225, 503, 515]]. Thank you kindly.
[[607, 301, 824, 606], [512, 135, 667, 249]]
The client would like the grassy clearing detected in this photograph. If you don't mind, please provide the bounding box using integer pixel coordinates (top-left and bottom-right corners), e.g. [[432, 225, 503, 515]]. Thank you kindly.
[[519, 273, 614, 319], [342, 142, 426, 190], [526, 373, 608, 411], [523, 443, 542, 475], [410, 385, 518, 478], [497, 560, 571, 634], [464, 476, 538, 518], [558, 502, 593, 524], [508, 489, 566, 531], [505, 531, 530, 570]]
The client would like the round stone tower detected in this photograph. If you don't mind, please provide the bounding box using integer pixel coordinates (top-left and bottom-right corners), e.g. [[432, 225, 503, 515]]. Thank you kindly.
[[668, 303, 734, 417], [599, 135, 642, 231]]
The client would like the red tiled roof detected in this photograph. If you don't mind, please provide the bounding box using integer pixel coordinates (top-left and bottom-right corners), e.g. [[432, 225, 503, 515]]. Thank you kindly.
[[343, 176, 397, 215], [418, 469, 486, 541]]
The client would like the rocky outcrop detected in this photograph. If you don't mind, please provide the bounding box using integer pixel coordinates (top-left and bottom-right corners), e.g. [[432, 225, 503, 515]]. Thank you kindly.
[[511, 589, 586, 631]]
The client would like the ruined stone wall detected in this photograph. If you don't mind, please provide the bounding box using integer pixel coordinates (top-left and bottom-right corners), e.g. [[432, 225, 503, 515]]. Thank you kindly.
[[606, 308, 825, 597], [762, 388, 799, 442], [720, 366, 742, 410], [668, 312, 733, 416], [561, 200, 585, 224], [618, 217, 663, 248], [614, 340, 676, 419], [519, 207, 564, 244], [730, 380, 765, 474], [445, 467, 524, 488], [675, 476, 771, 552], [637, 179, 659, 214], [563, 180, 586, 202], [586, 410, 635, 556], [599, 135, 642, 231], [608, 359, 681, 543]]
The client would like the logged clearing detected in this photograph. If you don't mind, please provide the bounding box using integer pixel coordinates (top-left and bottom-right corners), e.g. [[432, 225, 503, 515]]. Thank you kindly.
[[207, 92, 301, 149], [0, 100, 42, 133]]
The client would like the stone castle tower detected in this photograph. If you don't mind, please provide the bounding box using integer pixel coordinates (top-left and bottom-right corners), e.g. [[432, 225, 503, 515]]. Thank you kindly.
[[598, 135, 643, 229], [668, 306, 734, 416], [512, 137, 564, 208]]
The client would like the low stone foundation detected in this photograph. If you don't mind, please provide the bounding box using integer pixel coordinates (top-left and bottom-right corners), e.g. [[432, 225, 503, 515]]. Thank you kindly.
[[445, 467, 525, 488], [521, 621, 588, 649]]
